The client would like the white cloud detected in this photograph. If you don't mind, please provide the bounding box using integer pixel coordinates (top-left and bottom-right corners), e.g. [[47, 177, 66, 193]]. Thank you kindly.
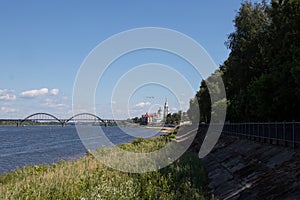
[[0, 94, 16, 100], [135, 101, 151, 108], [20, 88, 60, 98], [1, 106, 17, 113], [43, 98, 68, 108], [20, 88, 49, 98], [62, 95, 68, 100], [115, 109, 124, 113], [179, 100, 186, 105], [0, 89, 16, 100], [50, 89, 59, 95], [0, 89, 8, 94], [171, 107, 178, 112], [129, 109, 144, 116]]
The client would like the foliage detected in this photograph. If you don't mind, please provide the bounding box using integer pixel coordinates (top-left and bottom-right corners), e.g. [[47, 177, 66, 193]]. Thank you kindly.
[[0, 134, 207, 200], [188, 71, 225, 123], [187, 97, 200, 124], [165, 111, 182, 125], [191, 0, 300, 123], [131, 117, 142, 123]]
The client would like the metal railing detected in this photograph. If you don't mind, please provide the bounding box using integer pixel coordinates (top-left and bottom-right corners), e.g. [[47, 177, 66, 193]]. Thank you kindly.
[[199, 122, 300, 148]]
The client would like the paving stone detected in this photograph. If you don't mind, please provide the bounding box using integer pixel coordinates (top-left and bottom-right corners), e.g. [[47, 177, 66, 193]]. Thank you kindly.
[[208, 170, 233, 189], [229, 162, 246, 174], [266, 151, 295, 169], [204, 135, 300, 200], [207, 167, 223, 179], [223, 155, 243, 168], [214, 179, 241, 198]]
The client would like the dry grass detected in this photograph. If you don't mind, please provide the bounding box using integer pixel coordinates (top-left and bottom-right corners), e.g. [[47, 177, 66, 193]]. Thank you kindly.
[[0, 134, 207, 200]]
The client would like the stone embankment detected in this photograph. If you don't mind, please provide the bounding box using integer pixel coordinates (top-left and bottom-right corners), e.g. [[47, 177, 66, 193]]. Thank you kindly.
[[203, 135, 300, 199]]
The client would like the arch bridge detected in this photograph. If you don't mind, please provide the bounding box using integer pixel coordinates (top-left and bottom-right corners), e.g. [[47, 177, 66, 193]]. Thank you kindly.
[[19, 112, 114, 127]]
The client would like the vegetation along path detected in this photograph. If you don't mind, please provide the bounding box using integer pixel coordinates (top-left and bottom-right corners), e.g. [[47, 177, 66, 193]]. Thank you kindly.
[[0, 132, 208, 200]]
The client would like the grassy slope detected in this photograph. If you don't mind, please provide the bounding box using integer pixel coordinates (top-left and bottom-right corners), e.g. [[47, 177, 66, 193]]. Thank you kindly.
[[0, 133, 207, 200]]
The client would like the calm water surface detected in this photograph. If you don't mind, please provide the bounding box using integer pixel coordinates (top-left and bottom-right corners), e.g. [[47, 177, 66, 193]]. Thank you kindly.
[[0, 125, 161, 174]]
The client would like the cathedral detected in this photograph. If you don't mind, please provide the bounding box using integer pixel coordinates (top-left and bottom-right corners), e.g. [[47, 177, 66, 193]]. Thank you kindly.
[[141, 98, 169, 125]]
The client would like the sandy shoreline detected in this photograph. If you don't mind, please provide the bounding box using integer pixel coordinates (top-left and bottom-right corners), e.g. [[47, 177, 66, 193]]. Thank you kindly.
[[143, 126, 177, 134]]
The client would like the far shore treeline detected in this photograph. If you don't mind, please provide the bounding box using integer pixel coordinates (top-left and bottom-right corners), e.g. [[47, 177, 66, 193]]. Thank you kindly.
[[188, 0, 300, 123]]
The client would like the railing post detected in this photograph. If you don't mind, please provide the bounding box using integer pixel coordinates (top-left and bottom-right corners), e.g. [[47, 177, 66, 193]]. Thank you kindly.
[[255, 122, 260, 140], [247, 123, 249, 138], [292, 120, 295, 149], [268, 122, 271, 144], [262, 123, 265, 143], [252, 123, 255, 141], [283, 121, 286, 146], [248, 123, 251, 139], [275, 121, 278, 145], [213, 121, 296, 147], [234, 123, 236, 136]]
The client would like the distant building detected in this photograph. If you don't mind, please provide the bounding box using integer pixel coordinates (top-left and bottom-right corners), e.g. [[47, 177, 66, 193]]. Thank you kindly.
[[141, 98, 169, 125], [141, 113, 152, 125], [154, 107, 163, 123]]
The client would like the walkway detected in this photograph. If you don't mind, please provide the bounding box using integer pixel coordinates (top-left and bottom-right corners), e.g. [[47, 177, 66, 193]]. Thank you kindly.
[[203, 135, 300, 199]]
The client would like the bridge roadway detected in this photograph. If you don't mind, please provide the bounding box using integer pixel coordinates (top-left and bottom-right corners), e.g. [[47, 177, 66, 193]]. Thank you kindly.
[[0, 112, 116, 127]]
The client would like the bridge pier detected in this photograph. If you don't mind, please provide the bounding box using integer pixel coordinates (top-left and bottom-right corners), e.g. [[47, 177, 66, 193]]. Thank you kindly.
[[61, 121, 66, 127]]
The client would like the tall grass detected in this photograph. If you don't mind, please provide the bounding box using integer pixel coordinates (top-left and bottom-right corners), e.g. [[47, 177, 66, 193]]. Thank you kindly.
[[0, 133, 207, 199]]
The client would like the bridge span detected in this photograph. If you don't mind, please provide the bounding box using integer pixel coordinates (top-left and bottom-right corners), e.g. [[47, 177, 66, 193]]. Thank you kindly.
[[2, 112, 116, 127]]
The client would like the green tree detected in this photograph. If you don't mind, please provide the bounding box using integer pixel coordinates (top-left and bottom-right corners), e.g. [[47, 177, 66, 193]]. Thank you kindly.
[[190, 0, 300, 122], [187, 97, 200, 124], [165, 111, 182, 125], [221, 1, 270, 121], [243, 0, 300, 121]]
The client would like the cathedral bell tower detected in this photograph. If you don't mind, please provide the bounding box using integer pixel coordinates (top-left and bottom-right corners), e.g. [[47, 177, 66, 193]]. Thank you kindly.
[[163, 97, 169, 120]]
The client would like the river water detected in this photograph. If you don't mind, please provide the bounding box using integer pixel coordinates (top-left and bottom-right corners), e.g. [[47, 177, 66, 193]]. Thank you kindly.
[[0, 125, 161, 174]]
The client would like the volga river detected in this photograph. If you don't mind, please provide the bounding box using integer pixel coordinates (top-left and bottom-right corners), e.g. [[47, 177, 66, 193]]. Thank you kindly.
[[0, 125, 162, 174]]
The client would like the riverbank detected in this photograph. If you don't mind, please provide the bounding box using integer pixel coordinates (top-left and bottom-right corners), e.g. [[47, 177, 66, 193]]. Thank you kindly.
[[143, 125, 178, 134], [0, 132, 207, 199]]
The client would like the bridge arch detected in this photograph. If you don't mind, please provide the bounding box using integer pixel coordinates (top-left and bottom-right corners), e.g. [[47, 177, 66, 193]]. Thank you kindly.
[[65, 113, 105, 123], [20, 112, 63, 125]]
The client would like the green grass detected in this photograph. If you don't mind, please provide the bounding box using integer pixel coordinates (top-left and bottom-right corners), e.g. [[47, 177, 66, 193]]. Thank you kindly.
[[0, 133, 207, 200]]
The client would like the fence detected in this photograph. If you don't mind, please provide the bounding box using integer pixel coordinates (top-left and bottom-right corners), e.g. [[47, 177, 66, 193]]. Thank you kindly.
[[200, 122, 300, 148]]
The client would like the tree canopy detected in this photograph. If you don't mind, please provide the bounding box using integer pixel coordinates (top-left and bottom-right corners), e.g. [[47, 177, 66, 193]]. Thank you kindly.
[[189, 0, 300, 123]]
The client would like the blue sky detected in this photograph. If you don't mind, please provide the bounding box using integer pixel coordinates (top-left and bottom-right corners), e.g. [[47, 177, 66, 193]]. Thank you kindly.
[[0, 1, 256, 119]]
